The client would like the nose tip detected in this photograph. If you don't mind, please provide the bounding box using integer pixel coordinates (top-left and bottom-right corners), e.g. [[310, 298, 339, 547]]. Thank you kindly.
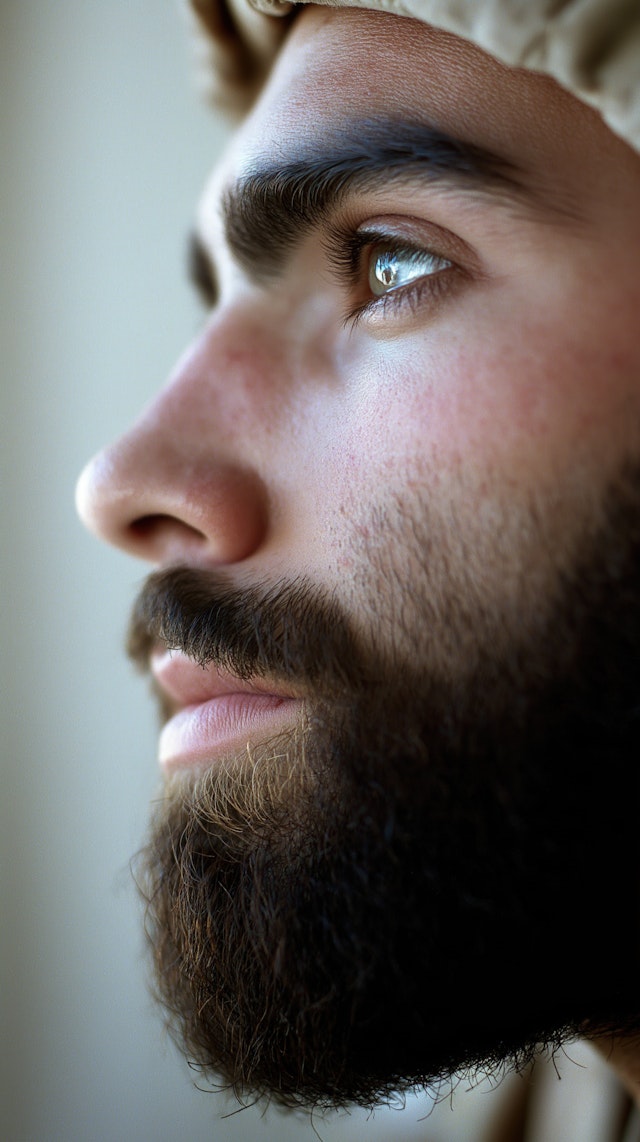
[[75, 437, 268, 566]]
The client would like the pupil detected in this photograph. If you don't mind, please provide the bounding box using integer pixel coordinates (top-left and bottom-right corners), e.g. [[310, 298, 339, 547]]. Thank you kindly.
[[377, 256, 397, 289]]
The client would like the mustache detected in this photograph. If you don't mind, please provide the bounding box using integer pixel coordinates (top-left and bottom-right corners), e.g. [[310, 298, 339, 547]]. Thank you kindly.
[[126, 565, 366, 691]]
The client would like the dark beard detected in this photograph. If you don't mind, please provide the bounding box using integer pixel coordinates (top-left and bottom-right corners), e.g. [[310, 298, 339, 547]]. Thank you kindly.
[[131, 467, 640, 1110]]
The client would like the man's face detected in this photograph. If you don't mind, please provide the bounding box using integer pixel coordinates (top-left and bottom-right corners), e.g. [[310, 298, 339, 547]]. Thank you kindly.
[[77, 7, 640, 1109]]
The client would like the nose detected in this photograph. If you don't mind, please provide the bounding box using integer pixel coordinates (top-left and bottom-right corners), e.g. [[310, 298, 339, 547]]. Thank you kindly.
[[75, 332, 269, 567]]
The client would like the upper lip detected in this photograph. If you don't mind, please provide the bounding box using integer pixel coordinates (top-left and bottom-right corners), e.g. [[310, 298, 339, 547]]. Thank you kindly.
[[150, 647, 300, 711]]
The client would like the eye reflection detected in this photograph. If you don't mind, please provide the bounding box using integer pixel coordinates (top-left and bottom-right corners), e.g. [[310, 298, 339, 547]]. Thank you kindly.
[[369, 246, 452, 297]]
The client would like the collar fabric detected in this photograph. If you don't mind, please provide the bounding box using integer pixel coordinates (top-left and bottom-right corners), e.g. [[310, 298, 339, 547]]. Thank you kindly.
[[188, 0, 640, 152]]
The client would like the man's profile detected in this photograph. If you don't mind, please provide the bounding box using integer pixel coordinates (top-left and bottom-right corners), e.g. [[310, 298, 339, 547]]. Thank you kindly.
[[76, 0, 640, 1130]]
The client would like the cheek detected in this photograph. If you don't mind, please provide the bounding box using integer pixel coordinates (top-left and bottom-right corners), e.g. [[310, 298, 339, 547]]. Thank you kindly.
[[286, 300, 640, 582], [342, 314, 640, 498], [313, 337, 525, 508]]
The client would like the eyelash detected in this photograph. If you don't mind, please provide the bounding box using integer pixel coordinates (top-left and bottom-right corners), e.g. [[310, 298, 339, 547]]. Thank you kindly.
[[188, 225, 463, 329], [324, 224, 459, 328]]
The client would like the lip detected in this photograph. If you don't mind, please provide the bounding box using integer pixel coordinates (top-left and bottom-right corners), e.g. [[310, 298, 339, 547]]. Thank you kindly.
[[150, 648, 303, 771]]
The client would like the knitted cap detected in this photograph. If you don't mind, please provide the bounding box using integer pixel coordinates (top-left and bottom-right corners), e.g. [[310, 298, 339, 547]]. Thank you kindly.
[[188, 0, 640, 152]]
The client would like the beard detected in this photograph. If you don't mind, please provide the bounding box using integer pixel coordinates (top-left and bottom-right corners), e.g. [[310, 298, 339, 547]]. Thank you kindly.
[[129, 463, 640, 1110]]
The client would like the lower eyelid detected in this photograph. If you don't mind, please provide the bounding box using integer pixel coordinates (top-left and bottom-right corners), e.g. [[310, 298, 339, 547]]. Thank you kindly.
[[345, 262, 461, 331], [321, 216, 475, 329]]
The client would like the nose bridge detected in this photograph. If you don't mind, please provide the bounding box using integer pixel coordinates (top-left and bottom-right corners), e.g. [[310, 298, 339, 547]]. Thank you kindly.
[[163, 312, 288, 446], [76, 308, 284, 566]]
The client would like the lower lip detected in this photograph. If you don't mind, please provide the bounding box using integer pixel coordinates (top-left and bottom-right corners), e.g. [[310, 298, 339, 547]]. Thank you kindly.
[[158, 693, 303, 771]]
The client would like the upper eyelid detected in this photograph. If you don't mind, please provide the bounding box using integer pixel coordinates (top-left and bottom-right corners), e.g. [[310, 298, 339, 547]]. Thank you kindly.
[[221, 120, 537, 284], [188, 215, 469, 313], [323, 221, 461, 284]]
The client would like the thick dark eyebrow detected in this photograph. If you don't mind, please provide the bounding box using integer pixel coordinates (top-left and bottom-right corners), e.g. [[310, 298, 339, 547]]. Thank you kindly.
[[222, 118, 527, 282]]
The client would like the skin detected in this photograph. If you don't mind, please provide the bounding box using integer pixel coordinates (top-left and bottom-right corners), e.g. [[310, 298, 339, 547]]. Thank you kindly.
[[77, 8, 640, 608], [76, 5, 640, 1106]]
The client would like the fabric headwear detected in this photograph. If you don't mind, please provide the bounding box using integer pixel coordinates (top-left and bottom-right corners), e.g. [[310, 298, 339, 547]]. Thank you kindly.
[[188, 0, 640, 153]]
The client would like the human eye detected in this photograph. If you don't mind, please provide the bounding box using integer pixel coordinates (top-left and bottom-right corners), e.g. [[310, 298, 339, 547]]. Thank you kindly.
[[187, 231, 218, 311], [367, 243, 450, 295], [325, 221, 463, 329]]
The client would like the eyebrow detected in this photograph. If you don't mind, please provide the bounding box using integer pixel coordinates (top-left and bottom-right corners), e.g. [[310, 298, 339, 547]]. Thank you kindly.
[[217, 117, 529, 283]]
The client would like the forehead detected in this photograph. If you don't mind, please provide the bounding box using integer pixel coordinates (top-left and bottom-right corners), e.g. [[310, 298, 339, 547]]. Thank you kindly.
[[199, 5, 640, 245], [251, 8, 533, 152], [216, 8, 609, 179]]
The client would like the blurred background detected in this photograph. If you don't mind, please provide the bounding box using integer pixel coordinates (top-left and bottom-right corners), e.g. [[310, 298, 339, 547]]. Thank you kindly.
[[0, 2, 616, 1140]]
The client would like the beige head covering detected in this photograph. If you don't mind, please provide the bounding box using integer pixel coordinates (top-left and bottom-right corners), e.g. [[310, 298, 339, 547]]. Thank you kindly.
[[188, 0, 640, 152]]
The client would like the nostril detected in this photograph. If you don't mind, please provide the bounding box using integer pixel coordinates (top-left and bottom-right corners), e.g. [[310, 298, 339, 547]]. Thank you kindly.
[[127, 514, 209, 561], [76, 438, 269, 566], [130, 514, 205, 541]]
